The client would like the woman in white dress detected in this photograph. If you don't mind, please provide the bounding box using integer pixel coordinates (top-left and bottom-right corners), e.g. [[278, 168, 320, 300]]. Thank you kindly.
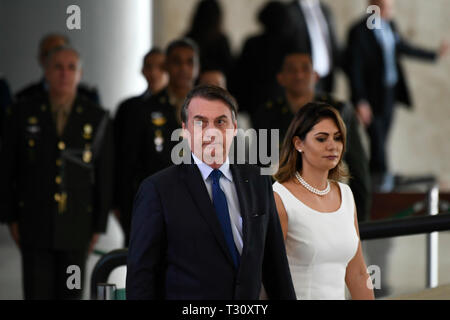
[[273, 102, 374, 300]]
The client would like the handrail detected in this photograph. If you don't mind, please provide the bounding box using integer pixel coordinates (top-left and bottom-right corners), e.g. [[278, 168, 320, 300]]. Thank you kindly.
[[359, 212, 450, 240], [90, 248, 128, 300], [90, 213, 450, 298]]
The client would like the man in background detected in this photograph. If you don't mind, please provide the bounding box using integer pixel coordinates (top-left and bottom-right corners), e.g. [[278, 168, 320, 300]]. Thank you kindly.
[[15, 33, 100, 104], [0, 46, 113, 299]]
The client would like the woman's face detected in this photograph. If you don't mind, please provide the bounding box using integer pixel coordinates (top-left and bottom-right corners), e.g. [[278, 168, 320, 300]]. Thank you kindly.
[[294, 117, 344, 173]]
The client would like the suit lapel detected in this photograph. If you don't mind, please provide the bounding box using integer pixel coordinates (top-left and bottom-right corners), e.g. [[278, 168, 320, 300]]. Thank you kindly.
[[181, 163, 235, 267]]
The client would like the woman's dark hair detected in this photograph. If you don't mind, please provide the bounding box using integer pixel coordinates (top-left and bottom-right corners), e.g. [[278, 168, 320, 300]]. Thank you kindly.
[[180, 84, 238, 124], [274, 102, 348, 183]]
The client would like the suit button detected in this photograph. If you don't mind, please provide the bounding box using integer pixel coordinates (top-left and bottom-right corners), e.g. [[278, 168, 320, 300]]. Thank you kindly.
[[28, 139, 35, 147], [58, 141, 65, 151], [55, 176, 62, 184], [56, 159, 62, 166], [54, 193, 61, 201]]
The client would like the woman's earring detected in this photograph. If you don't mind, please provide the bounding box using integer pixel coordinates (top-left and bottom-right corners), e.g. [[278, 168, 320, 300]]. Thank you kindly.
[[298, 149, 302, 153]]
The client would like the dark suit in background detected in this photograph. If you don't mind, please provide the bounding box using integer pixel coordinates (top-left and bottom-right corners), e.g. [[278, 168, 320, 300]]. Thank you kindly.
[[288, 0, 341, 93], [346, 16, 437, 178], [0, 94, 114, 299], [126, 160, 296, 300], [232, 1, 296, 118]]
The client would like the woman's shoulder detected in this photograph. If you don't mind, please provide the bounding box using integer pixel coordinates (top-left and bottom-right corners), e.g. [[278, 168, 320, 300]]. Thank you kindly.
[[272, 180, 293, 197]]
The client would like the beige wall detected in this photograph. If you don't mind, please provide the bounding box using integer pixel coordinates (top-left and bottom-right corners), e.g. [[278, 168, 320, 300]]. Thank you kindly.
[[153, 0, 450, 187]]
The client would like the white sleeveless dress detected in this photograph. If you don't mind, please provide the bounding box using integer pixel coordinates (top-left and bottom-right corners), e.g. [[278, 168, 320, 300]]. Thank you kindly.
[[273, 181, 359, 300]]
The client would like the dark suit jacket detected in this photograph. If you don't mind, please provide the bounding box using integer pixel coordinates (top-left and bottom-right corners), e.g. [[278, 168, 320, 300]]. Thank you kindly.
[[126, 162, 296, 300], [288, 1, 341, 81], [345, 16, 437, 114]]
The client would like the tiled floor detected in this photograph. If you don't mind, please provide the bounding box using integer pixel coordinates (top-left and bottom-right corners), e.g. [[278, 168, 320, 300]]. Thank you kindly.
[[1, 215, 449, 300]]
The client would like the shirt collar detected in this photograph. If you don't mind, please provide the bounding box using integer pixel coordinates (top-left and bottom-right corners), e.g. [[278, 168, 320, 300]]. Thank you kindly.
[[192, 152, 233, 182]]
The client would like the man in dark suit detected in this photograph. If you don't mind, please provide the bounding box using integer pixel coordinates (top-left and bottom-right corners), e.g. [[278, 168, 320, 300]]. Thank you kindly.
[[126, 85, 296, 300], [288, 0, 341, 93], [0, 46, 114, 299], [345, 0, 448, 190], [15, 33, 100, 104]]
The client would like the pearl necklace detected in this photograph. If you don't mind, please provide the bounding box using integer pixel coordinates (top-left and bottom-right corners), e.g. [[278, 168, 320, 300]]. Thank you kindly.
[[295, 171, 330, 196]]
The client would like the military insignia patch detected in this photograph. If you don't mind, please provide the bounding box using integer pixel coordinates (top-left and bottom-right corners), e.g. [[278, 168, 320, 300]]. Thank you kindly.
[[154, 129, 164, 152], [151, 112, 167, 127], [83, 150, 92, 163], [83, 124, 93, 139], [28, 116, 38, 125], [26, 125, 41, 134]]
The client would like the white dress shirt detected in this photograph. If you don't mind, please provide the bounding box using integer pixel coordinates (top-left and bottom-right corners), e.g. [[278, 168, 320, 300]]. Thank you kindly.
[[192, 153, 244, 255], [299, 0, 332, 77]]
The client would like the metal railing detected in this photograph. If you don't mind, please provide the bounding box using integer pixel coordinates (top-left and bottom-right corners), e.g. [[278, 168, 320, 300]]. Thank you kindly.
[[90, 185, 449, 298]]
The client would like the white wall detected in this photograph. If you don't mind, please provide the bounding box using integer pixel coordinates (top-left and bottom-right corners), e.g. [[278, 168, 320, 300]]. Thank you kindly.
[[0, 0, 152, 114]]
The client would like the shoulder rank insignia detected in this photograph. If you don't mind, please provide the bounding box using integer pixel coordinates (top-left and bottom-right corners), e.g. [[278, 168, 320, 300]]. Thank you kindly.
[[151, 112, 167, 127]]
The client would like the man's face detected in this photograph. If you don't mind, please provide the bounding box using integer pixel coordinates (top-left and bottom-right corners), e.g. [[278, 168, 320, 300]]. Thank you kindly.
[[277, 54, 318, 97], [165, 47, 199, 90], [182, 97, 237, 168], [45, 50, 81, 96], [142, 52, 169, 93]]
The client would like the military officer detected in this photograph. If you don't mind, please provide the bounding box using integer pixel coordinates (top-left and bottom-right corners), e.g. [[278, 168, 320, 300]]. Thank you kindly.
[[0, 45, 114, 299], [253, 50, 372, 222], [113, 48, 168, 246], [115, 38, 199, 246], [15, 33, 100, 104]]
